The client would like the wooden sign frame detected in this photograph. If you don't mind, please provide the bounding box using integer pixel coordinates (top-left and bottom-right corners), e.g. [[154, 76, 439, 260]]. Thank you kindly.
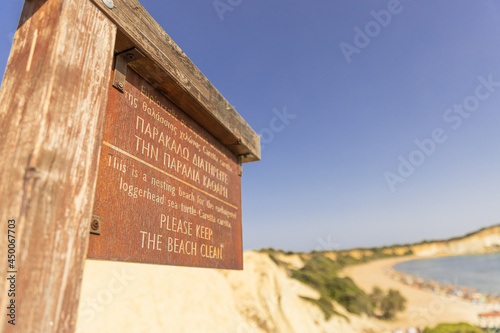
[[0, 0, 260, 332]]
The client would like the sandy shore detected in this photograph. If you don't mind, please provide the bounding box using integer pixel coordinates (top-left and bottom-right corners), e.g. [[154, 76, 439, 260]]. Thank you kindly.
[[342, 256, 500, 330]]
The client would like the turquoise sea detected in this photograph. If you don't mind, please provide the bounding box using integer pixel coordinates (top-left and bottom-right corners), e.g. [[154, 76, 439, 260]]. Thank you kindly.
[[393, 253, 500, 296]]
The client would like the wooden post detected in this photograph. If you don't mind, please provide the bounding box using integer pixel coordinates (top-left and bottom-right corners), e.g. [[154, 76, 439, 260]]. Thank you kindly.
[[0, 0, 116, 332]]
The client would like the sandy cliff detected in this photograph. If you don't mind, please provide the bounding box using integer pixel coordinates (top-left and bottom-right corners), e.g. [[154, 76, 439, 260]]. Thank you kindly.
[[76, 251, 386, 333], [76, 225, 500, 332], [410, 225, 500, 257], [333, 224, 500, 259]]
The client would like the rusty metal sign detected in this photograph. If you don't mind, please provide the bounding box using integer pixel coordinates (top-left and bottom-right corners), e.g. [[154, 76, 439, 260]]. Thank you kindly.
[[87, 69, 243, 269]]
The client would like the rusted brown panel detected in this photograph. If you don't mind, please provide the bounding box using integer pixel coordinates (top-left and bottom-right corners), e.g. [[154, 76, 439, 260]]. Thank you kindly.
[[0, 0, 116, 332], [90, 0, 261, 163], [87, 68, 243, 270]]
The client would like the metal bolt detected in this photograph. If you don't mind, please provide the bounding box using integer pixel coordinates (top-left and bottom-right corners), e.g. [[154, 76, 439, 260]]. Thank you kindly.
[[126, 53, 135, 61], [91, 219, 100, 231], [118, 82, 124, 89]]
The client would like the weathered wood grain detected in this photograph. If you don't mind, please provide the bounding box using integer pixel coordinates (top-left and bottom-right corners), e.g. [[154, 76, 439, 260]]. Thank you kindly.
[[0, 0, 116, 332], [90, 0, 261, 163]]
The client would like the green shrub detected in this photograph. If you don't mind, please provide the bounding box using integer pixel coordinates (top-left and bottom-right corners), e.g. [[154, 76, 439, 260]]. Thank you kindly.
[[423, 323, 484, 333], [325, 277, 375, 315], [299, 296, 348, 321], [335, 253, 361, 267], [369, 286, 385, 308], [380, 289, 406, 319], [291, 253, 343, 295], [292, 254, 374, 317]]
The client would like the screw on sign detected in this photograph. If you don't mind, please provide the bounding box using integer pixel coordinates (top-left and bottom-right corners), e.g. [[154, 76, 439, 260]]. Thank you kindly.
[[91, 219, 100, 231]]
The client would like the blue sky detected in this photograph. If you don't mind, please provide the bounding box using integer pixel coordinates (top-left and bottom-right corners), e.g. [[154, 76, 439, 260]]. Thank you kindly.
[[3, 1, 500, 251]]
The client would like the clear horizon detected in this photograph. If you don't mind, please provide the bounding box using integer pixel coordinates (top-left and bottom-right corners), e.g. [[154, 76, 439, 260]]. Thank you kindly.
[[2, 1, 500, 252]]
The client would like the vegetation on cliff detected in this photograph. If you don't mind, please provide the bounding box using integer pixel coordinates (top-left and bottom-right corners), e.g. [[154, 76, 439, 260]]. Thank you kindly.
[[376, 288, 406, 320], [423, 323, 484, 333], [259, 223, 500, 323], [291, 253, 375, 317], [264, 251, 407, 321]]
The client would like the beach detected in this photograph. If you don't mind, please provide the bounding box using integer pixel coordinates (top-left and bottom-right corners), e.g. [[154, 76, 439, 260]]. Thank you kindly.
[[342, 256, 500, 330]]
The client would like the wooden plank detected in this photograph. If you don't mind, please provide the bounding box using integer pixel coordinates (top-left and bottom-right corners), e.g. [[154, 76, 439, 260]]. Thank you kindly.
[[90, 0, 261, 163], [0, 0, 116, 332]]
